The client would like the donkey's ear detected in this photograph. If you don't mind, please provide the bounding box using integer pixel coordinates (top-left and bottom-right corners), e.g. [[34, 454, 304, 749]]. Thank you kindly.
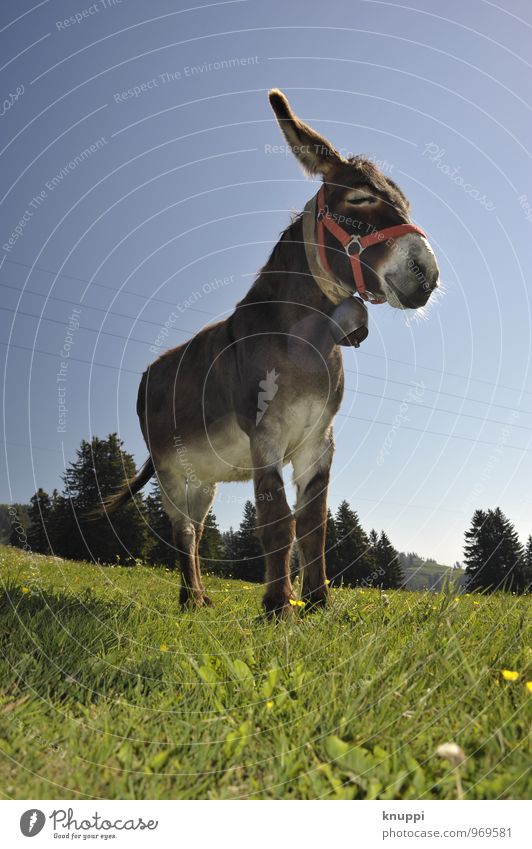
[[268, 89, 346, 177]]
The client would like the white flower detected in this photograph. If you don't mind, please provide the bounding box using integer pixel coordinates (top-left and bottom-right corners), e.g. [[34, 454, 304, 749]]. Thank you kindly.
[[436, 742, 465, 768]]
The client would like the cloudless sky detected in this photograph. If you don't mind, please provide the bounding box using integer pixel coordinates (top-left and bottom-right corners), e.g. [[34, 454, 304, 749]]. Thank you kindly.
[[1, 0, 531, 564]]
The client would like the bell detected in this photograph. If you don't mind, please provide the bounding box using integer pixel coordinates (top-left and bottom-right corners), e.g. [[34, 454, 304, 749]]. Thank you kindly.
[[329, 297, 369, 348]]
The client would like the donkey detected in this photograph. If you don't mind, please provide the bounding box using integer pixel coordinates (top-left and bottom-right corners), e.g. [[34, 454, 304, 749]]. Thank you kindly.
[[106, 90, 439, 616]]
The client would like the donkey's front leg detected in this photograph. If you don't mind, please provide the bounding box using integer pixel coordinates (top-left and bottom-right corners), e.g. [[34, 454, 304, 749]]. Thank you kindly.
[[251, 443, 295, 617], [292, 430, 334, 608]]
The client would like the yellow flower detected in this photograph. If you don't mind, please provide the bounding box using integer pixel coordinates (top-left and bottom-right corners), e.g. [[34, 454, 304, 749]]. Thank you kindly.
[[525, 681, 532, 694], [501, 669, 519, 682], [325, 579, 330, 585], [289, 598, 305, 607], [159, 644, 169, 653], [266, 701, 274, 710], [21, 587, 30, 593]]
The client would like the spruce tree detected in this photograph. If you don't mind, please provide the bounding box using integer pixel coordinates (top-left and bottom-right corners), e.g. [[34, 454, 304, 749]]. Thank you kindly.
[[324, 508, 340, 583], [27, 489, 52, 554], [9, 504, 30, 550], [60, 434, 146, 564], [371, 529, 404, 589], [221, 527, 239, 577], [464, 508, 524, 592], [232, 500, 265, 582], [334, 501, 375, 586], [144, 480, 174, 567], [199, 508, 223, 572], [522, 536, 532, 593], [8, 504, 30, 549]]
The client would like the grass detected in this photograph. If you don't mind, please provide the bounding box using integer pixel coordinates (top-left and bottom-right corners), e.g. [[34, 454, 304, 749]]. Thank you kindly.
[[0, 544, 530, 800]]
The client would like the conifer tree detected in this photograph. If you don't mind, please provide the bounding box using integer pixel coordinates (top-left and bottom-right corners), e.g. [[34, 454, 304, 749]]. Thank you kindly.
[[58, 434, 146, 563], [8, 504, 30, 549], [232, 500, 265, 582], [27, 488, 52, 554], [144, 480, 174, 567], [522, 536, 532, 593], [324, 508, 340, 583], [464, 508, 524, 592], [220, 526, 239, 577], [369, 529, 404, 589], [199, 508, 223, 572], [333, 501, 375, 586]]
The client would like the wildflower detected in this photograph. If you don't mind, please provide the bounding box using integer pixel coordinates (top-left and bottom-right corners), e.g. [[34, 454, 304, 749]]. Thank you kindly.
[[526, 682, 532, 694], [325, 579, 330, 585], [436, 742, 466, 768], [436, 743, 465, 767], [266, 701, 274, 710], [501, 669, 519, 682], [159, 644, 169, 653], [436, 742, 465, 800], [289, 598, 305, 607], [21, 587, 30, 594]]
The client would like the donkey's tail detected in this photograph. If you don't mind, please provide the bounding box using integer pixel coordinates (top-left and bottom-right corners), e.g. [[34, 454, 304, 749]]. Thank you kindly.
[[90, 456, 155, 517]]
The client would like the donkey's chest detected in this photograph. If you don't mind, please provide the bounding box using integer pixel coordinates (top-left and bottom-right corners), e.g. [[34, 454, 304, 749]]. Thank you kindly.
[[280, 395, 332, 454]]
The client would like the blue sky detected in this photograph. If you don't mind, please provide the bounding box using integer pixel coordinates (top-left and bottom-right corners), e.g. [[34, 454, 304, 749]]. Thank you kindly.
[[1, 0, 531, 564]]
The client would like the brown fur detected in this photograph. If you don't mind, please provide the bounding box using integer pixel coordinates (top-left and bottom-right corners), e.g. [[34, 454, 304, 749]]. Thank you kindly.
[[104, 91, 438, 616]]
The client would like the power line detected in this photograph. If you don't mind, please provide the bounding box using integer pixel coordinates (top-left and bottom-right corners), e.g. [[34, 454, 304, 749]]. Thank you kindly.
[[2, 339, 531, 454], [2, 284, 531, 418], [3, 255, 532, 398], [2, 304, 532, 433], [2, 256, 216, 317], [0, 279, 187, 334]]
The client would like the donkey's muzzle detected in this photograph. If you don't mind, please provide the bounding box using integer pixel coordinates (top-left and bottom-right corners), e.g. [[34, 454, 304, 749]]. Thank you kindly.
[[385, 262, 439, 309]]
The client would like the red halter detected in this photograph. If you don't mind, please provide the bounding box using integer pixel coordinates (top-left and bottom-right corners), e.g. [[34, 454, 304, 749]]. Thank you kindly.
[[315, 185, 427, 304]]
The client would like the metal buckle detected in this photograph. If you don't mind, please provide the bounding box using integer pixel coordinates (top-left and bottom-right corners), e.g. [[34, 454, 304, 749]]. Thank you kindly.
[[345, 236, 363, 256]]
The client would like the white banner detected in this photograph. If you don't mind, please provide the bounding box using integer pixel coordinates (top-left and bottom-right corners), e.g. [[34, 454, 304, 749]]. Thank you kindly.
[[2, 799, 529, 848]]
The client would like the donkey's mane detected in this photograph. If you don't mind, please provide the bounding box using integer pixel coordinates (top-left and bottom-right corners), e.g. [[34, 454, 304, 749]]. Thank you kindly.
[[238, 213, 307, 305]]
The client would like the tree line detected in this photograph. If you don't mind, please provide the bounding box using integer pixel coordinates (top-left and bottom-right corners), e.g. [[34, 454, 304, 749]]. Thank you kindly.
[[4, 434, 531, 593]]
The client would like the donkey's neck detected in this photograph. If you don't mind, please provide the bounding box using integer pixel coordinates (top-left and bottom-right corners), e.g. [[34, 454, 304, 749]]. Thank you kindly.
[[239, 216, 335, 316]]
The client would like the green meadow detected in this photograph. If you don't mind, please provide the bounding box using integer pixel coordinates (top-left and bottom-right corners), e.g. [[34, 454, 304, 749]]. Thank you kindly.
[[0, 545, 530, 800]]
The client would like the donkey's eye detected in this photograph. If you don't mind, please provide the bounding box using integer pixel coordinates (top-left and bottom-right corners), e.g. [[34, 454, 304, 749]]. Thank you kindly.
[[346, 194, 377, 206]]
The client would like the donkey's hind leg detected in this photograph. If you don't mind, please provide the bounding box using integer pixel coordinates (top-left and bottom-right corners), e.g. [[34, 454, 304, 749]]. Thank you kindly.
[[158, 470, 211, 607], [187, 482, 217, 607]]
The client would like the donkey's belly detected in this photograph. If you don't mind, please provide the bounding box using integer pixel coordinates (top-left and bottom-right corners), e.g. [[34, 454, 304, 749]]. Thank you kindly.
[[169, 397, 334, 484], [173, 417, 254, 483]]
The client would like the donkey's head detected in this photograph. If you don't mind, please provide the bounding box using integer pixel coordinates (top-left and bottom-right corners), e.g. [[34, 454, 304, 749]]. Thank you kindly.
[[269, 90, 439, 309]]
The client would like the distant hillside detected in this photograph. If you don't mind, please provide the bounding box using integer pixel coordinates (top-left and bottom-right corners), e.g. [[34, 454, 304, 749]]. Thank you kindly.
[[399, 552, 466, 592]]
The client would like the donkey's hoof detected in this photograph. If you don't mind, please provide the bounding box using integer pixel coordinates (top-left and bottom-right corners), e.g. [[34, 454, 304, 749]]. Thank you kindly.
[[180, 588, 214, 608], [262, 595, 295, 620], [302, 589, 329, 611]]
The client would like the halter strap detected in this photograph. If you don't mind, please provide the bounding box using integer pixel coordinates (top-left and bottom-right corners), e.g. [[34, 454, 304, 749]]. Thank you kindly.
[[301, 194, 348, 305], [314, 185, 427, 304]]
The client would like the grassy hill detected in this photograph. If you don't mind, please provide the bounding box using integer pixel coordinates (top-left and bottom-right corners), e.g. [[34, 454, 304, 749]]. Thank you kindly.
[[0, 545, 530, 800], [401, 560, 466, 592]]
